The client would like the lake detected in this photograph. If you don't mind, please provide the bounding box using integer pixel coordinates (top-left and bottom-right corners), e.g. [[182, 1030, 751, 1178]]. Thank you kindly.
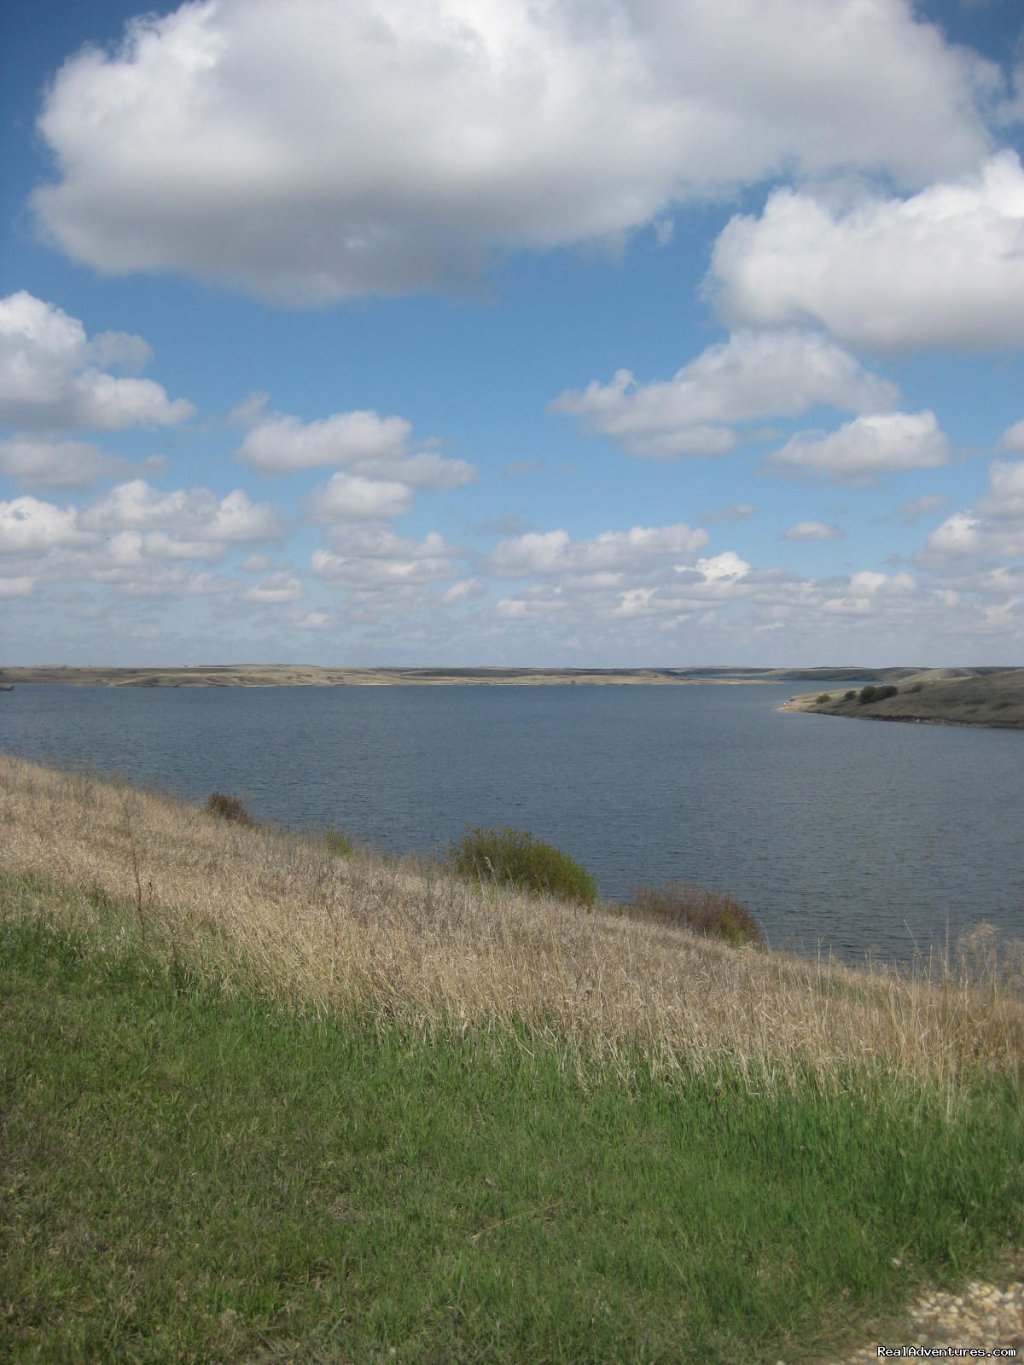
[[2, 681, 1021, 963]]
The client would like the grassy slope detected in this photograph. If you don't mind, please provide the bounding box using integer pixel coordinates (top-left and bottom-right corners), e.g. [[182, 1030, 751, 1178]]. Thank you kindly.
[[785, 668, 1024, 730], [2, 754, 1023, 1361], [4, 916, 1023, 1364]]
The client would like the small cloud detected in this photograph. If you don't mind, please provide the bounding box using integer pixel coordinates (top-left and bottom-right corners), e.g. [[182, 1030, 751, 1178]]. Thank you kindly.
[[0, 435, 167, 490], [307, 473, 413, 522], [702, 502, 756, 523], [0, 575, 34, 597], [551, 331, 895, 461], [240, 553, 272, 573], [900, 493, 946, 524], [767, 412, 949, 484], [245, 572, 302, 604], [0, 291, 193, 431], [477, 513, 530, 537], [999, 418, 1024, 454], [441, 578, 482, 604], [694, 551, 751, 580], [780, 520, 843, 541], [292, 610, 330, 630], [501, 458, 542, 478], [237, 406, 412, 473]]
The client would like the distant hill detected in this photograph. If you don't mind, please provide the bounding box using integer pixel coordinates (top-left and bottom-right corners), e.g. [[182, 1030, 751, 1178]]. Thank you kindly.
[[0, 663, 991, 688]]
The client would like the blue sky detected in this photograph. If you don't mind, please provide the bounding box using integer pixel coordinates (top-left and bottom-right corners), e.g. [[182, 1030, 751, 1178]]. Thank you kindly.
[[2, 0, 1024, 666]]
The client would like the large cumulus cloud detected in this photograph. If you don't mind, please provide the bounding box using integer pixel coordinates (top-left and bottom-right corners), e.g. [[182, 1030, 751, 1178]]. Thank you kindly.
[[32, 0, 994, 303]]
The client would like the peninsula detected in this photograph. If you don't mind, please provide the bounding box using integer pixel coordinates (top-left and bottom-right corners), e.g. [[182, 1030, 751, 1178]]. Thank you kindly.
[[782, 667, 1024, 730]]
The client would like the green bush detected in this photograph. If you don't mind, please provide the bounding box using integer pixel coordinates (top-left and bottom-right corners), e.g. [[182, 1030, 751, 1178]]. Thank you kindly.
[[323, 830, 353, 856], [859, 684, 898, 706], [843, 690, 857, 701], [627, 882, 765, 948], [448, 826, 598, 906], [204, 792, 254, 826], [816, 693, 831, 705]]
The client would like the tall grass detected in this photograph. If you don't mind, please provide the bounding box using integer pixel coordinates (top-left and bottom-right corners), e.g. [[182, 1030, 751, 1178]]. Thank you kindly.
[[3, 753, 1023, 1360], [1, 753, 1021, 1096]]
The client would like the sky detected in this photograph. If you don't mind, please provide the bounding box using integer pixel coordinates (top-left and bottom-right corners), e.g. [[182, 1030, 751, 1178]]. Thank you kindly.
[[2, 0, 1024, 667]]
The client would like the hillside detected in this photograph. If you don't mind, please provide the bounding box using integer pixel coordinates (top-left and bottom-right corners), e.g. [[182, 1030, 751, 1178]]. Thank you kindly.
[[783, 668, 1024, 730], [3, 754, 1023, 1362]]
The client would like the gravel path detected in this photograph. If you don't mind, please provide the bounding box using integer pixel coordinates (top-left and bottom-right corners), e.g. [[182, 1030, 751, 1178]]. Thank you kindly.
[[828, 1253, 1023, 1362]]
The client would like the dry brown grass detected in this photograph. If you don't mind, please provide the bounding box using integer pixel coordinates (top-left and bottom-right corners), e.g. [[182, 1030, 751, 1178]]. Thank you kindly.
[[2, 752, 1021, 1093]]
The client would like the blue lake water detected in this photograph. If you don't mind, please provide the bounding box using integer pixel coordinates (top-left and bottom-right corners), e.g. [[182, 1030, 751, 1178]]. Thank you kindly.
[[2, 681, 1021, 963]]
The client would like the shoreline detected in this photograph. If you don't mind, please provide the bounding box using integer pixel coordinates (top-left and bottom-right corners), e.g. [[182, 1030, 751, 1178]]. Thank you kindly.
[[0, 663, 925, 689]]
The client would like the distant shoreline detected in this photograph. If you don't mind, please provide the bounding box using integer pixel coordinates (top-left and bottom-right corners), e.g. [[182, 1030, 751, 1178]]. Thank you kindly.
[[0, 663, 951, 689]]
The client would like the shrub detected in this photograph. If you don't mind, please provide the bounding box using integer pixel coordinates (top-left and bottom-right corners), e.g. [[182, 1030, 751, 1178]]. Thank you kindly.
[[448, 826, 598, 906], [323, 829, 352, 856], [843, 690, 857, 701], [910, 682, 924, 693], [816, 693, 831, 705], [627, 881, 765, 948], [204, 792, 254, 826], [859, 684, 898, 706]]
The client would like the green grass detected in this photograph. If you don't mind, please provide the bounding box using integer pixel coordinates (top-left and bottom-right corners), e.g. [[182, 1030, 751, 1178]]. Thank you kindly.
[[3, 916, 1023, 1363]]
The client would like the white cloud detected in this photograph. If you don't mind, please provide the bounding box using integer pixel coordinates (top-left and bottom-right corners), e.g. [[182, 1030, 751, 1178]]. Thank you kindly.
[[703, 502, 756, 523], [240, 553, 272, 573], [0, 292, 193, 430], [926, 512, 988, 558], [234, 400, 477, 489], [0, 575, 34, 597], [31, 0, 992, 303], [236, 404, 412, 471], [245, 572, 303, 604], [0, 496, 86, 554], [292, 610, 330, 630], [821, 569, 898, 615], [923, 461, 1024, 564], [780, 520, 843, 541], [81, 480, 281, 543], [980, 460, 1024, 520], [0, 437, 123, 488], [312, 528, 456, 587], [694, 551, 750, 580], [709, 152, 1024, 349], [1000, 419, 1024, 455], [441, 578, 482, 604], [551, 330, 895, 459], [767, 411, 949, 483], [900, 493, 946, 524], [308, 473, 414, 522], [372, 452, 476, 491], [489, 522, 708, 577]]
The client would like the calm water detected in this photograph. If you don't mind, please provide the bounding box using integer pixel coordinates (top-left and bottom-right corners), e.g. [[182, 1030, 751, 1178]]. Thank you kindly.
[[2, 682, 1021, 962]]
